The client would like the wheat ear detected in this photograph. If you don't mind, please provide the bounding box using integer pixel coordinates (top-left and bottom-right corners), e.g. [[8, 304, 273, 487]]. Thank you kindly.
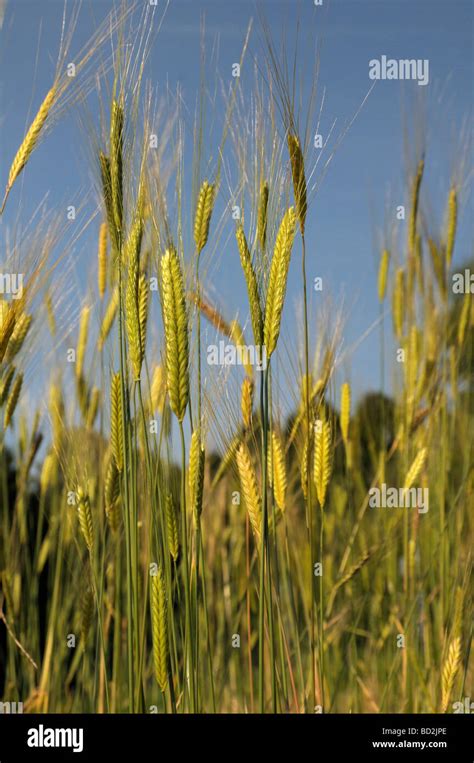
[[241, 376, 254, 430], [340, 383, 351, 444], [440, 637, 462, 712], [378, 249, 390, 302], [194, 181, 215, 253], [98, 222, 108, 299], [236, 225, 263, 347], [257, 180, 269, 249], [150, 565, 169, 692], [236, 442, 262, 548], [1, 85, 57, 213], [445, 186, 457, 267], [4, 372, 23, 428], [287, 134, 307, 234], [165, 493, 179, 562], [263, 207, 297, 358], [189, 429, 205, 522], [110, 372, 124, 472], [161, 248, 189, 422], [271, 431, 287, 512], [314, 417, 332, 508], [76, 487, 94, 552]]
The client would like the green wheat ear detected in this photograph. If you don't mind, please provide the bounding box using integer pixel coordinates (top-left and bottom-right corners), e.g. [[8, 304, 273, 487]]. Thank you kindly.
[[150, 565, 169, 693], [161, 247, 189, 422]]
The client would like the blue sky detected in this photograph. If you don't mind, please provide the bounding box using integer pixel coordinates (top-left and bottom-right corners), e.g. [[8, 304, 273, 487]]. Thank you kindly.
[[0, 0, 472, 415]]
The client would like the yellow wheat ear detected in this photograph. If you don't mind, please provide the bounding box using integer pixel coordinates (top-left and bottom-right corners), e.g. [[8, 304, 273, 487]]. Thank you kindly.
[[271, 432, 287, 512], [161, 248, 189, 422], [340, 383, 351, 444], [440, 637, 462, 713], [236, 442, 262, 549], [189, 429, 205, 522], [150, 565, 169, 693], [378, 249, 390, 302], [76, 487, 94, 552], [165, 493, 179, 562], [257, 180, 269, 249], [1, 85, 57, 214], [445, 186, 457, 267], [263, 207, 297, 358], [194, 181, 215, 253], [241, 376, 254, 430], [314, 417, 332, 508], [236, 225, 263, 348]]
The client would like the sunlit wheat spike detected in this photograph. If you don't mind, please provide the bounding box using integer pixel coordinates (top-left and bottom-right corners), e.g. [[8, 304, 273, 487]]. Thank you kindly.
[[138, 274, 148, 358], [257, 180, 269, 249], [98, 222, 108, 299], [76, 487, 94, 552], [109, 99, 124, 240], [110, 372, 124, 472], [76, 306, 90, 381], [0, 366, 16, 406], [340, 382, 351, 443], [5, 313, 32, 361], [105, 457, 121, 533], [408, 158, 424, 254], [49, 382, 65, 447], [3, 371, 23, 428], [403, 447, 427, 491], [125, 222, 143, 380], [0, 306, 16, 362], [440, 637, 462, 713], [194, 180, 215, 253], [392, 267, 405, 339], [98, 288, 118, 351], [445, 186, 457, 267], [1, 85, 57, 214], [189, 429, 205, 522], [271, 432, 287, 512], [80, 583, 94, 648], [314, 417, 332, 508], [241, 376, 254, 430], [287, 134, 307, 234], [99, 152, 118, 254], [150, 364, 166, 413], [236, 442, 261, 548], [165, 493, 179, 562], [236, 225, 263, 347], [378, 249, 390, 302], [40, 452, 57, 495], [457, 292, 470, 347], [263, 207, 297, 358], [150, 565, 169, 692], [161, 248, 189, 422]]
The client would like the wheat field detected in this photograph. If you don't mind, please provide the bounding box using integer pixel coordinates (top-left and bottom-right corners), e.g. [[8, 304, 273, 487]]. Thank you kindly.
[[0, 1, 472, 716]]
